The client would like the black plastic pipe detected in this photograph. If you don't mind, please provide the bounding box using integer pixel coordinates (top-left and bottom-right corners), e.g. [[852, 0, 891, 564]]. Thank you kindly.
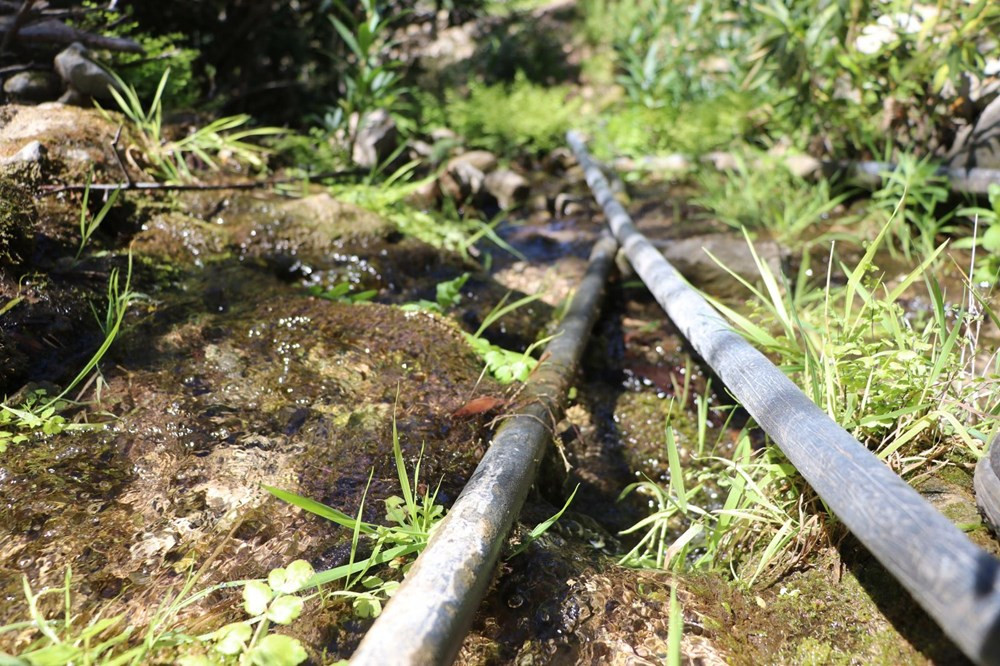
[[836, 160, 1000, 195], [349, 233, 619, 665], [568, 130, 1000, 666]]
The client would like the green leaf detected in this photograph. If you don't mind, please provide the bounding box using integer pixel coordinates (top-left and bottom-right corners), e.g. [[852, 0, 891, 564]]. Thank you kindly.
[[267, 560, 315, 595], [243, 581, 273, 616], [12, 643, 79, 666], [0, 651, 28, 666], [508, 485, 579, 558], [982, 225, 1000, 253], [435, 273, 469, 310], [176, 656, 215, 666], [361, 575, 384, 589], [248, 634, 308, 666], [353, 595, 382, 618], [666, 424, 687, 513], [667, 586, 683, 666], [214, 621, 253, 655], [267, 595, 304, 625], [263, 485, 376, 534]]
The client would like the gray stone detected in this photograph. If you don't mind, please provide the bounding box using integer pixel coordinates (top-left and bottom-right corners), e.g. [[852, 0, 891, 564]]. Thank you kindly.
[[351, 109, 398, 169], [542, 147, 575, 172], [554, 192, 587, 217], [405, 178, 441, 209], [3, 71, 60, 102], [0, 140, 46, 167], [612, 154, 691, 173], [430, 127, 458, 143], [784, 154, 822, 179], [704, 151, 738, 171], [484, 169, 530, 210], [447, 149, 498, 174], [651, 234, 785, 298], [409, 139, 434, 159], [53, 43, 121, 100], [439, 161, 484, 202], [949, 95, 1000, 169]]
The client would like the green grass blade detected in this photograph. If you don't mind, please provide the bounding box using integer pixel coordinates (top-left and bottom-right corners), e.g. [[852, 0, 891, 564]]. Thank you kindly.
[[508, 485, 579, 558], [263, 485, 376, 534], [667, 585, 683, 666], [665, 422, 687, 513]]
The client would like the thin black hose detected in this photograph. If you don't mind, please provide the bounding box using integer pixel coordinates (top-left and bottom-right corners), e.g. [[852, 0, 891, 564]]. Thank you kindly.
[[349, 232, 619, 665], [568, 129, 1000, 666]]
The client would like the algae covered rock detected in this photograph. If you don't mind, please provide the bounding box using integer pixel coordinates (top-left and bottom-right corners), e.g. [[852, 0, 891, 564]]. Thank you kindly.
[[0, 103, 128, 181], [0, 260, 497, 661], [0, 179, 36, 268]]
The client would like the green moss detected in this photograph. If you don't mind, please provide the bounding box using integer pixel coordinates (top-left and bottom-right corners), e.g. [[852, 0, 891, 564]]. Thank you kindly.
[[0, 180, 35, 267]]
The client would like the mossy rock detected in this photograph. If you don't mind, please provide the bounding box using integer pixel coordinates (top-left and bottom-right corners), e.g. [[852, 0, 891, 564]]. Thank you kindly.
[[0, 179, 35, 268]]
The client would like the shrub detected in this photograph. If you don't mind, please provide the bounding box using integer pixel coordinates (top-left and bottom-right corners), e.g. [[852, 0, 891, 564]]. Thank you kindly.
[[444, 73, 584, 156]]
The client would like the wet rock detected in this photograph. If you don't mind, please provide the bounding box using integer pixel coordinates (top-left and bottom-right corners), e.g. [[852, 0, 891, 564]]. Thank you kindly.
[[612, 154, 691, 173], [53, 42, 121, 100], [554, 192, 588, 217], [131, 211, 230, 267], [238, 193, 394, 266], [0, 139, 45, 166], [0, 180, 36, 269], [439, 160, 485, 202], [3, 71, 61, 102], [784, 153, 821, 179], [0, 257, 497, 660], [409, 138, 434, 160], [542, 146, 576, 172], [651, 234, 785, 296], [484, 168, 529, 210], [405, 177, 441, 209], [704, 151, 738, 171], [447, 149, 498, 174], [135, 193, 396, 271], [949, 95, 1000, 169], [0, 140, 47, 183], [0, 104, 124, 180], [351, 109, 398, 169], [430, 127, 459, 143]]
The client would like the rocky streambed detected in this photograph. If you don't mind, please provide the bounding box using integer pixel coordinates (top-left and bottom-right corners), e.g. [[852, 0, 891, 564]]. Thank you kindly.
[[0, 102, 993, 665]]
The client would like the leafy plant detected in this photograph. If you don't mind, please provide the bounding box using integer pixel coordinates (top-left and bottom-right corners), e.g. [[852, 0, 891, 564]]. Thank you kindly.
[[871, 152, 951, 259], [263, 406, 445, 619], [464, 291, 551, 384], [693, 152, 850, 243], [331, 174, 520, 261], [104, 69, 285, 183], [0, 567, 134, 665], [326, 0, 409, 139], [706, 224, 994, 470], [617, 407, 817, 585], [443, 72, 584, 156], [0, 560, 312, 666], [401, 273, 470, 313], [200, 561, 313, 666], [589, 91, 759, 160], [952, 184, 1000, 284], [1, 256, 137, 452]]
